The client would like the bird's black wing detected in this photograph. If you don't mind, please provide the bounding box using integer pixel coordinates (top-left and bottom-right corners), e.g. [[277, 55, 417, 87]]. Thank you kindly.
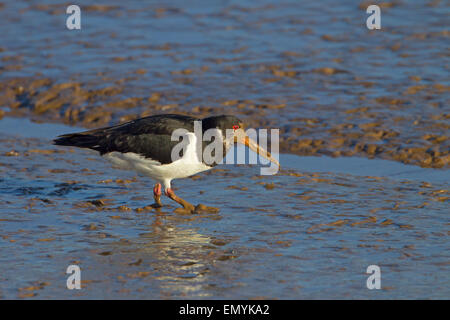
[[53, 114, 198, 164]]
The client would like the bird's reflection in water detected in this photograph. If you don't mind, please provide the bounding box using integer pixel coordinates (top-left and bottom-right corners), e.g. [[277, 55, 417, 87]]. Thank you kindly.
[[100, 211, 229, 298]]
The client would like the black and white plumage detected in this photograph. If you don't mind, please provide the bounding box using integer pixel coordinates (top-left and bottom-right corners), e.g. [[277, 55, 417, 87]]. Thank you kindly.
[[54, 114, 279, 213]]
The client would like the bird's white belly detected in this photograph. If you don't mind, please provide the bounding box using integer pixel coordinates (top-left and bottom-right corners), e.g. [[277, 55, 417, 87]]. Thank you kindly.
[[102, 133, 212, 188], [103, 151, 211, 179]]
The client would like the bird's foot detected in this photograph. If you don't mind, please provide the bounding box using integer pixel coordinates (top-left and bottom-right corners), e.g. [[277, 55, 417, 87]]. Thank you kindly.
[[166, 188, 196, 214], [152, 183, 163, 208], [173, 204, 219, 214], [173, 207, 195, 214], [165, 188, 219, 214], [172, 201, 196, 214], [194, 204, 220, 214]]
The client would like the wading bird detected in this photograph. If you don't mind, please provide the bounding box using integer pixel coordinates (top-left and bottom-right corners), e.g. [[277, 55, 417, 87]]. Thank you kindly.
[[54, 114, 279, 213]]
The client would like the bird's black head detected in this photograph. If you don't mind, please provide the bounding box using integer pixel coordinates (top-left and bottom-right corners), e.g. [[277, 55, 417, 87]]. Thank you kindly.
[[200, 114, 280, 169], [201, 115, 244, 134]]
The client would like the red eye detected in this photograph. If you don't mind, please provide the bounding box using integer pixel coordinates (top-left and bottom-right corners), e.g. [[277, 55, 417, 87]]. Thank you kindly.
[[233, 125, 239, 131]]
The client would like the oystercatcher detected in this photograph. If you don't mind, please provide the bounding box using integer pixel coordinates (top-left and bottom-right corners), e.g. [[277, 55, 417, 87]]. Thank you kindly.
[[54, 114, 279, 213]]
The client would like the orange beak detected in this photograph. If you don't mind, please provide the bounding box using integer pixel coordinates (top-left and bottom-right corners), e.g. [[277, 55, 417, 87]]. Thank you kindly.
[[234, 129, 280, 169]]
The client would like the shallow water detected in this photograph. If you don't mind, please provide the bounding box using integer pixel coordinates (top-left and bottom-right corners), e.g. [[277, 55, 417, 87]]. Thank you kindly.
[[0, 0, 448, 299], [0, 117, 448, 299], [1, 0, 449, 167]]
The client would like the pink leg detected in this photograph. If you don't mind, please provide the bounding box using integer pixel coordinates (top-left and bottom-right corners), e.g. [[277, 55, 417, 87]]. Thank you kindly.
[[165, 188, 195, 213], [152, 183, 162, 207]]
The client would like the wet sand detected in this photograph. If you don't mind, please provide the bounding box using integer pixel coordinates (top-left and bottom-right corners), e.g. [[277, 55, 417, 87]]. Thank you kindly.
[[0, 0, 449, 299], [0, 0, 448, 168], [0, 117, 448, 299]]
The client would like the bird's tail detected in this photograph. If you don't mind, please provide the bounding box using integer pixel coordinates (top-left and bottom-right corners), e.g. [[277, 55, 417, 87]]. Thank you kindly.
[[53, 132, 100, 149]]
